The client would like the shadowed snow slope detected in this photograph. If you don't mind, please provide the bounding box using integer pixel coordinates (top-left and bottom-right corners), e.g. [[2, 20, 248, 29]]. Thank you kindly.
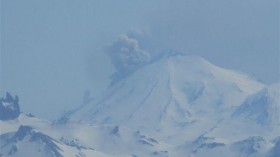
[[232, 83, 280, 126]]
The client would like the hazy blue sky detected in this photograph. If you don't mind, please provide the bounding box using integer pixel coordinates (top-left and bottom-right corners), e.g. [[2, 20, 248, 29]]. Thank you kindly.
[[1, 0, 279, 120]]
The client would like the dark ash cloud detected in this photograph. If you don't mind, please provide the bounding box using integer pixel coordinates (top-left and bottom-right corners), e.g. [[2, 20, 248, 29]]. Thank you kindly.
[[105, 33, 151, 81]]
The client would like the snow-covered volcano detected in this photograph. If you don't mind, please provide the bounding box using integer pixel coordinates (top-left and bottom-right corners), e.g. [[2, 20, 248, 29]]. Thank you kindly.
[[65, 53, 264, 136], [1, 53, 279, 157]]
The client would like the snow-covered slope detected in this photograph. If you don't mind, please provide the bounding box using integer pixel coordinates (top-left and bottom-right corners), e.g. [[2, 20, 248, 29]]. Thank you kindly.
[[232, 83, 280, 126], [0, 101, 171, 157], [204, 84, 280, 143], [0, 113, 171, 157], [51, 120, 171, 157]]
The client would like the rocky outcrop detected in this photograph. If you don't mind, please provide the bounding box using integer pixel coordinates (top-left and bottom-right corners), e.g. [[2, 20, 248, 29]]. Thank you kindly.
[[0, 92, 20, 120]]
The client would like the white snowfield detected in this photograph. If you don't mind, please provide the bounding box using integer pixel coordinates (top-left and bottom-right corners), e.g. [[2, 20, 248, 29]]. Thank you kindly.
[[1, 54, 279, 157]]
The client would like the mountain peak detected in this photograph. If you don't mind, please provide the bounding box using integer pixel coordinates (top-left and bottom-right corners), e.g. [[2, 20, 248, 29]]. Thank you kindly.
[[110, 51, 209, 85], [0, 92, 20, 120]]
